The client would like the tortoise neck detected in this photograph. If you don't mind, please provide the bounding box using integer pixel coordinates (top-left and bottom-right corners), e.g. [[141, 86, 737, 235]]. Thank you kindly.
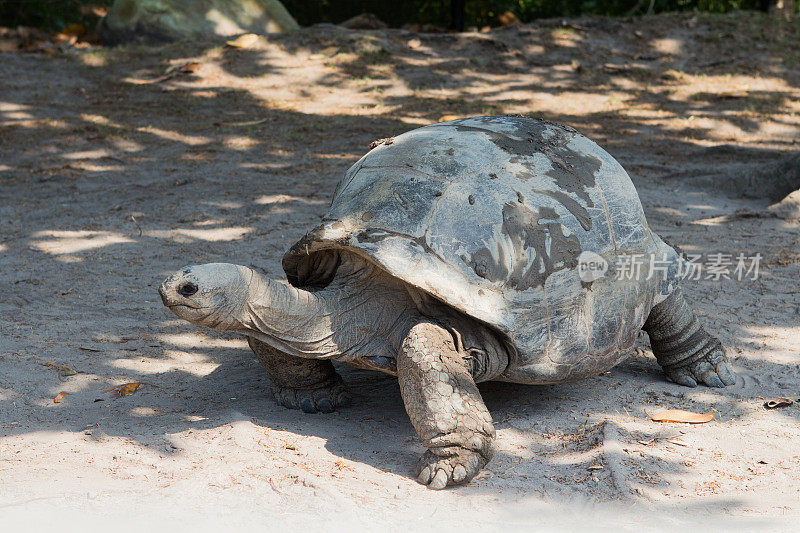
[[236, 257, 419, 362], [236, 275, 339, 359]]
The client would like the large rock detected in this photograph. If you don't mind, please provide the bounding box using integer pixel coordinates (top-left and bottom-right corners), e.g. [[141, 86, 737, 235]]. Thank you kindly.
[[98, 0, 299, 44], [768, 189, 800, 221]]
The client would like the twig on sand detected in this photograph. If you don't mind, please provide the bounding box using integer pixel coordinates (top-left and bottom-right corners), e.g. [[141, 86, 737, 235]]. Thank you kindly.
[[131, 215, 142, 236], [213, 118, 269, 127]]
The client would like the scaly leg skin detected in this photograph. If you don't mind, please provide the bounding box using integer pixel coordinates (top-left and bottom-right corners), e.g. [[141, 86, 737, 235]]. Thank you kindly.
[[398, 322, 495, 490], [643, 287, 737, 388], [247, 337, 351, 413]]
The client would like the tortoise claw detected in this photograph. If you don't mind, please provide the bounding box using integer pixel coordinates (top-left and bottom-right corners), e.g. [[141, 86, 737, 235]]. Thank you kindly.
[[414, 448, 487, 490], [667, 367, 698, 388], [665, 349, 737, 389], [271, 381, 352, 413]]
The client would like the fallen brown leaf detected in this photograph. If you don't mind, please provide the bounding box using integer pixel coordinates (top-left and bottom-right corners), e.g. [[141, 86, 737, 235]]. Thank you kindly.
[[497, 11, 521, 26], [133, 73, 174, 85], [171, 61, 200, 74], [105, 382, 142, 398], [667, 438, 689, 446], [764, 397, 793, 409], [51, 33, 77, 46], [52, 23, 86, 45], [226, 33, 261, 49], [58, 365, 77, 377], [560, 21, 589, 31], [44, 361, 78, 377], [649, 409, 714, 424], [439, 115, 468, 122], [79, 6, 108, 18], [54, 392, 70, 403], [133, 62, 200, 85]]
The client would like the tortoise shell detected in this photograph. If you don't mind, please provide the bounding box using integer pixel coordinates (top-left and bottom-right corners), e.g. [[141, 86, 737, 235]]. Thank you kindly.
[[283, 116, 683, 384]]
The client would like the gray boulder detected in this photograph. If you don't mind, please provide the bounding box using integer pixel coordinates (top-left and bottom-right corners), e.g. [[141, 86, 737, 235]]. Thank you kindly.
[[98, 0, 299, 44]]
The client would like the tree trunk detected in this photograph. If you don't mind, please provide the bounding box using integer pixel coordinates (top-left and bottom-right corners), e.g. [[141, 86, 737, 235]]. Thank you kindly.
[[450, 0, 465, 31], [764, 0, 795, 19]]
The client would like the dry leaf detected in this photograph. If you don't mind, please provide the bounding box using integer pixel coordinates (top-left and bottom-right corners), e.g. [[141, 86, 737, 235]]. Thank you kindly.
[[54, 392, 70, 403], [649, 410, 714, 424], [79, 346, 102, 352], [133, 73, 174, 85], [369, 137, 394, 149], [587, 464, 604, 470], [133, 62, 200, 85], [497, 11, 520, 26], [105, 382, 142, 398], [439, 115, 467, 122], [764, 397, 793, 409], [44, 361, 78, 377], [52, 23, 86, 45], [560, 21, 588, 31], [62, 23, 87, 37], [80, 6, 108, 18], [667, 438, 688, 446], [58, 365, 77, 377], [226, 33, 260, 49], [172, 61, 200, 74], [51, 33, 77, 46]]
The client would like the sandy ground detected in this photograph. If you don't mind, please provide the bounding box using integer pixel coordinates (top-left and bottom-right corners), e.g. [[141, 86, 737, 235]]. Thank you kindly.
[[1, 11, 799, 531]]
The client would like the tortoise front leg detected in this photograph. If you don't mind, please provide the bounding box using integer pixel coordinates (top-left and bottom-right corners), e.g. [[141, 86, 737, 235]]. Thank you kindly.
[[247, 337, 351, 413], [398, 322, 495, 489]]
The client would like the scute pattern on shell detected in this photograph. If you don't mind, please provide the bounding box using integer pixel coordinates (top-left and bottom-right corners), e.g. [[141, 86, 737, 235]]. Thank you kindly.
[[283, 116, 684, 384]]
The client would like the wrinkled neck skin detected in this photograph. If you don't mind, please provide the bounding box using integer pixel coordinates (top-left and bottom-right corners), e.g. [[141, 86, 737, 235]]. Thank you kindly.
[[229, 255, 510, 380], [233, 259, 415, 360], [234, 273, 338, 359]]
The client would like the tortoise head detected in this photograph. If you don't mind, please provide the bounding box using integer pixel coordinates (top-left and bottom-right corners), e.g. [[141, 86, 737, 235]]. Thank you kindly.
[[159, 263, 255, 330]]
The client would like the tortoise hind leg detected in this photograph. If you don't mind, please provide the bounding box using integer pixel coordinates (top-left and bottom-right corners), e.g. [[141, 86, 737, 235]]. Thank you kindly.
[[642, 287, 737, 388]]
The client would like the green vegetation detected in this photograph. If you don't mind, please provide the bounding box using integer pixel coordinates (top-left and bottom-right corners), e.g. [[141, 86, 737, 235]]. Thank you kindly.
[[0, 0, 795, 33], [283, 0, 793, 27], [0, 1, 112, 31]]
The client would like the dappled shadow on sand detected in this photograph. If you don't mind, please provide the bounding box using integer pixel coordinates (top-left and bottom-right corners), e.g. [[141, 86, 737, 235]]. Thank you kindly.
[[4, 326, 798, 510], [0, 10, 798, 512]]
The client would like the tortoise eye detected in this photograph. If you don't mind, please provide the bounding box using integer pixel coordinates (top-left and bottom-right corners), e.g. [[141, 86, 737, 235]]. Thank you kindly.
[[178, 282, 198, 297]]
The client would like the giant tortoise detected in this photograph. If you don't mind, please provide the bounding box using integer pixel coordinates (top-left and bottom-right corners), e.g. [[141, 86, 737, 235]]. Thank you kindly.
[[159, 116, 736, 489]]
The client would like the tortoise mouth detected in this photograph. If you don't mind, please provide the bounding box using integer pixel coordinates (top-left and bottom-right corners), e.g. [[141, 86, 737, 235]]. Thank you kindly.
[[166, 303, 209, 311], [167, 303, 194, 309]]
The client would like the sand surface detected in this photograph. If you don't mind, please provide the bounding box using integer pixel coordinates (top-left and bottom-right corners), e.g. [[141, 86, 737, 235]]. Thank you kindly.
[[1, 12, 799, 531]]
